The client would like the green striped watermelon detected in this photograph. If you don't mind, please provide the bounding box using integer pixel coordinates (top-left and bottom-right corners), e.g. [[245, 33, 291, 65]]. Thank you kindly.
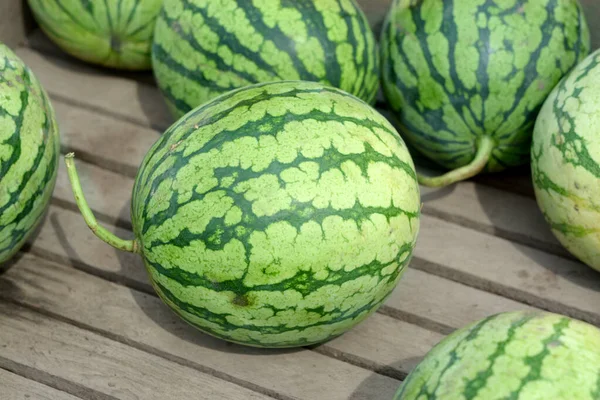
[[532, 49, 600, 273], [151, 0, 380, 119], [380, 0, 590, 188], [0, 44, 60, 265], [65, 80, 421, 348], [27, 0, 163, 70], [395, 311, 600, 400]]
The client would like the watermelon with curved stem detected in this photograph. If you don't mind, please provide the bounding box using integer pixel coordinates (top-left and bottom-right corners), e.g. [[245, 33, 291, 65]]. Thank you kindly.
[[27, 0, 163, 70], [532, 49, 600, 273], [380, 0, 590, 188], [0, 43, 60, 265], [395, 311, 600, 400], [151, 0, 380, 119], [64, 80, 421, 348]]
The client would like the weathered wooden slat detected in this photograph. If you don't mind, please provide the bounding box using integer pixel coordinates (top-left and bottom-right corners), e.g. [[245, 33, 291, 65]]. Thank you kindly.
[[412, 216, 600, 326], [0, 299, 276, 400], [0, 2, 34, 48], [420, 183, 567, 258], [1, 369, 82, 400], [1, 253, 402, 399], [15, 48, 173, 131]]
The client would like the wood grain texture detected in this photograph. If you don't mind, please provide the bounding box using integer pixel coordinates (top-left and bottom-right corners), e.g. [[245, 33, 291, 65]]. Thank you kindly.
[[1, 369, 82, 400], [0, 253, 402, 400], [0, 301, 274, 400], [0, 1, 34, 48]]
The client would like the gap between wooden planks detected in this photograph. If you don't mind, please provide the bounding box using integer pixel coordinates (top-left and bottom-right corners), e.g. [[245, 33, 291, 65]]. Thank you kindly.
[[0, 293, 280, 400], [0, 368, 82, 400]]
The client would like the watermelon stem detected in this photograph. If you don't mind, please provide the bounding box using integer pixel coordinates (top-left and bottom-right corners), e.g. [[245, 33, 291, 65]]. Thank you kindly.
[[64, 153, 140, 254], [417, 136, 495, 188]]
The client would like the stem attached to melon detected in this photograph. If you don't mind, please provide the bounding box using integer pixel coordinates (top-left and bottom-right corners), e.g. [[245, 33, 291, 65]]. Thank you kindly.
[[64, 153, 140, 254], [417, 136, 495, 188]]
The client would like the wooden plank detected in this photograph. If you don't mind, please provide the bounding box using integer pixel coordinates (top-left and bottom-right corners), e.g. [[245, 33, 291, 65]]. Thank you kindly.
[[0, 301, 275, 400], [14, 48, 173, 131], [1, 369, 81, 400], [413, 214, 600, 326], [1, 253, 402, 399], [420, 182, 568, 258], [0, 2, 34, 48]]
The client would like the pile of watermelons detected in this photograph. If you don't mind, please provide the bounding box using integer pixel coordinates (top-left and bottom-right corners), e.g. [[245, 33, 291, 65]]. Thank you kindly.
[[1, 0, 600, 398]]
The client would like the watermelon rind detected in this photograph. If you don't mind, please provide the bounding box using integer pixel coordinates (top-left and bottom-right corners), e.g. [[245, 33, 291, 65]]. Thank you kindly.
[[531, 48, 600, 273], [395, 310, 600, 400], [0, 43, 60, 265]]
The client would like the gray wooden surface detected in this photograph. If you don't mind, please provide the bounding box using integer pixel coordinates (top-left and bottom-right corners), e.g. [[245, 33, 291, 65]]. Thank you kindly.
[[1, 2, 600, 399]]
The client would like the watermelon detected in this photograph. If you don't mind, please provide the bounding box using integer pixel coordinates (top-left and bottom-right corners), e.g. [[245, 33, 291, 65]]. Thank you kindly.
[[395, 310, 600, 400], [151, 0, 380, 119], [27, 0, 163, 70], [0, 44, 60, 265], [380, 0, 590, 188], [532, 49, 600, 273], [64, 80, 421, 348]]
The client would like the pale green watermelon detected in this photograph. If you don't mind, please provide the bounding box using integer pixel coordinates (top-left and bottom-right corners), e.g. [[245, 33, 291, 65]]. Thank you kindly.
[[28, 0, 163, 70], [65, 80, 421, 348], [532, 48, 600, 273], [395, 311, 600, 399]]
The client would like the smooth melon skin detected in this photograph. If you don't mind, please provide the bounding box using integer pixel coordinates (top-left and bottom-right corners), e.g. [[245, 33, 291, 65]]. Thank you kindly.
[[27, 0, 163, 70], [151, 0, 380, 120], [65, 80, 421, 348], [394, 311, 600, 400], [380, 0, 590, 188], [532, 49, 600, 273], [0, 44, 60, 265]]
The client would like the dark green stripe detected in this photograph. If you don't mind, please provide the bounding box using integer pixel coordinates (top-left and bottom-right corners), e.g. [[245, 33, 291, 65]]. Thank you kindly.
[[53, 0, 96, 32], [135, 84, 372, 214], [281, 0, 342, 87], [148, 240, 411, 298], [233, 0, 319, 82], [348, 0, 376, 101], [497, 0, 558, 128], [0, 89, 26, 180], [506, 317, 570, 399], [551, 71, 600, 178], [80, 0, 94, 15], [139, 106, 416, 232], [156, 9, 258, 86], [154, 276, 390, 347], [125, 0, 141, 27], [102, 0, 114, 37], [180, 0, 281, 80], [152, 43, 232, 93], [463, 313, 538, 399]]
